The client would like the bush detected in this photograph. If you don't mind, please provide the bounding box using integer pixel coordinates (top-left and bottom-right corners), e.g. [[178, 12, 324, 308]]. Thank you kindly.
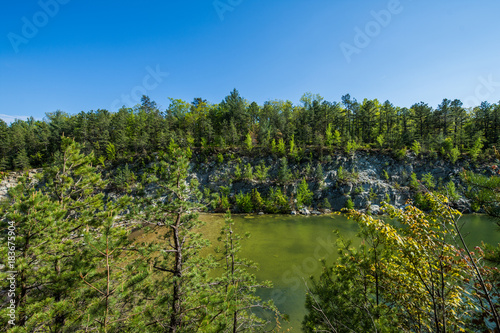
[[315, 163, 324, 181], [409, 173, 419, 191], [321, 198, 331, 210], [112, 164, 136, 192], [422, 173, 435, 190], [411, 140, 421, 156], [251, 189, 264, 211], [235, 191, 253, 213], [265, 188, 289, 213], [449, 147, 460, 164], [277, 157, 292, 185], [296, 178, 313, 208], [345, 198, 354, 210], [234, 164, 242, 180], [444, 180, 460, 202], [243, 163, 253, 180], [254, 161, 270, 181], [396, 147, 407, 160]]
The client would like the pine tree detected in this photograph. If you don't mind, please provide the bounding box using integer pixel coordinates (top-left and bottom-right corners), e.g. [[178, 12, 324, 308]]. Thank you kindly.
[[208, 213, 279, 332], [138, 149, 215, 332]]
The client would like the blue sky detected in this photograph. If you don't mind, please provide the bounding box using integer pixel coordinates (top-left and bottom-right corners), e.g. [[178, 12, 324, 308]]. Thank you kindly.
[[1, 0, 500, 122]]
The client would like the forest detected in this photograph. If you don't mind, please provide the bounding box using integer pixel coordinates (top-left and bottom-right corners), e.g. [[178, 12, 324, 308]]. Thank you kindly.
[[1, 89, 498, 171], [0, 90, 500, 332]]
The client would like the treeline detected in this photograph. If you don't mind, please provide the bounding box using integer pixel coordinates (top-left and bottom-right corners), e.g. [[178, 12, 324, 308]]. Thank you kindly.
[[2, 89, 500, 170]]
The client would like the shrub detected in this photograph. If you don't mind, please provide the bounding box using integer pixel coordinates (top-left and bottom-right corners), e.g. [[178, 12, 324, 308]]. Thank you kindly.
[[251, 189, 264, 211], [296, 178, 313, 208], [112, 164, 136, 192], [234, 164, 242, 180], [422, 173, 435, 190], [315, 163, 324, 181], [265, 188, 289, 214], [235, 191, 253, 213], [449, 147, 460, 164], [396, 147, 407, 160], [321, 198, 331, 210], [345, 198, 354, 210], [277, 157, 292, 185], [411, 140, 421, 156], [254, 161, 270, 181], [243, 163, 253, 180], [409, 173, 419, 191], [445, 180, 460, 202]]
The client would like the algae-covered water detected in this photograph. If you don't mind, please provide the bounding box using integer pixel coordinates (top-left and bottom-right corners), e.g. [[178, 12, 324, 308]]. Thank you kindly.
[[201, 213, 499, 331]]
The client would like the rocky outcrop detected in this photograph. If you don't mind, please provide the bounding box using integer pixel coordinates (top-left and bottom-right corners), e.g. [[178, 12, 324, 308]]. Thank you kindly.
[[0, 151, 494, 214], [187, 150, 494, 214]]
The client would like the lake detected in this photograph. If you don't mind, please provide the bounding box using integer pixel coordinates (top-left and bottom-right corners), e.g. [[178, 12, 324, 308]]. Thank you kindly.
[[201, 213, 500, 331]]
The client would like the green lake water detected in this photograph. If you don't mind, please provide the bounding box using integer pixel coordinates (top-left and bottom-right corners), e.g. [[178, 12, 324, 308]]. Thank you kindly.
[[202, 213, 500, 331]]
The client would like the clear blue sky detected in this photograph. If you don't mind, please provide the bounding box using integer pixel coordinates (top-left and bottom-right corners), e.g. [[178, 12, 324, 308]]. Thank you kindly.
[[1, 0, 500, 123]]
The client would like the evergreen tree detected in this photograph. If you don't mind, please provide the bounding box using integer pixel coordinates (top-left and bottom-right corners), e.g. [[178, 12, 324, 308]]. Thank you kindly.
[[209, 213, 279, 332], [138, 149, 215, 332]]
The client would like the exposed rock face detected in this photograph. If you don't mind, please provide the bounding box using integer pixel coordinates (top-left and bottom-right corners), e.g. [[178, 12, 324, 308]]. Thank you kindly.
[[0, 151, 493, 214], [187, 151, 492, 213]]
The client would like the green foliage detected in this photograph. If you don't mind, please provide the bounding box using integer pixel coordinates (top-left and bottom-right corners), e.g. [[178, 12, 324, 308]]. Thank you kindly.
[[289, 134, 298, 159], [345, 197, 354, 210], [296, 178, 313, 208], [271, 138, 277, 154], [333, 130, 342, 147], [314, 163, 324, 181], [235, 191, 253, 213], [462, 171, 500, 223], [337, 166, 345, 182], [217, 152, 224, 164], [253, 160, 270, 181], [234, 163, 242, 180], [396, 147, 407, 160], [442, 137, 454, 154], [411, 140, 421, 156], [106, 142, 116, 161], [277, 157, 292, 185], [382, 169, 389, 180], [321, 197, 331, 210], [325, 123, 333, 148], [211, 213, 279, 331], [449, 146, 460, 164], [409, 172, 419, 191], [376, 134, 385, 149], [13, 148, 30, 170], [444, 180, 460, 202], [245, 132, 253, 152], [112, 163, 137, 192], [251, 188, 264, 211], [422, 172, 435, 189], [243, 163, 253, 180], [344, 139, 358, 154], [277, 138, 286, 156], [0, 91, 498, 172], [305, 195, 487, 332], [265, 187, 290, 213], [469, 136, 483, 162]]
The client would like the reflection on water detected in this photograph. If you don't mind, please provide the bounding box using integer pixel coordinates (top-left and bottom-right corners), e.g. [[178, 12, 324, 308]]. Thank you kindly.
[[200, 213, 499, 332]]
